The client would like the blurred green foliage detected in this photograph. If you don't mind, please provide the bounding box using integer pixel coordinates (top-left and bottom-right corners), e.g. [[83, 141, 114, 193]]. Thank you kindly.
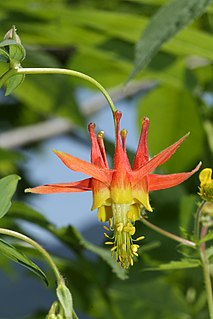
[[0, 0, 213, 318]]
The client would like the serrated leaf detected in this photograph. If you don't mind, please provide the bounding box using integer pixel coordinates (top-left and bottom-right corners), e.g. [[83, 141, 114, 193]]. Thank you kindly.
[[206, 247, 213, 263], [0, 175, 20, 218], [56, 283, 73, 319], [0, 239, 48, 285], [199, 231, 213, 244], [130, 0, 212, 80], [145, 259, 201, 271], [5, 74, 25, 95]]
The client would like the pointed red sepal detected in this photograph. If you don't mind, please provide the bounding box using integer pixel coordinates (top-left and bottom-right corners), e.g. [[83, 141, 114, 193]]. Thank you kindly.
[[133, 117, 149, 169], [88, 123, 105, 167], [131, 133, 190, 186], [25, 178, 92, 194], [54, 150, 112, 186], [148, 162, 202, 191], [113, 111, 130, 171]]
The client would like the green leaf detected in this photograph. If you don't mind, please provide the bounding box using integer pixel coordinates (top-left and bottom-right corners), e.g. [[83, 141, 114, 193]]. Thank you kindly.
[[137, 84, 204, 171], [9, 43, 26, 64], [56, 283, 73, 319], [206, 246, 213, 263], [5, 73, 25, 95], [130, 0, 212, 79], [0, 175, 20, 218], [0, 239, 48, 285], [145, 258, 201, 271], [199, 231, 213, 244], [0, 37, 26, 63], [0, 48, 9, 62], [0, 39, 18, 48]]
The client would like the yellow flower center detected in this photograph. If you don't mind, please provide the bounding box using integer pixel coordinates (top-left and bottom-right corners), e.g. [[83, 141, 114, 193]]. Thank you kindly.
[[104, 203, 144, 269]]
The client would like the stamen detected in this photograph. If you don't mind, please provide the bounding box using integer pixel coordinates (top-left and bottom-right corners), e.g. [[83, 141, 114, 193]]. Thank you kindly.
[[133, 236, 145, 242], [120, 129, 128, 152], [103, 203, 145, 268], [109, 218, 113, 230], [105, 241, 114, 245], [97, 130, 109, 168], [104, 232, 113, 239], [103, 225, 110, 231]]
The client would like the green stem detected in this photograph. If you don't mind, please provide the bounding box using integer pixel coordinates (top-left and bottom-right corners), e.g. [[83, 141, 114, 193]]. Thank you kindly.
[[0, 227, 61, 282], [194, 200, 206, 241], [200, 228, 213, 319], [17, 67, 117, 115], [72, 309, 79, 319], [201, 256, 213, 319], [197, 203, 213, 319], [140, 217, 196, 248]]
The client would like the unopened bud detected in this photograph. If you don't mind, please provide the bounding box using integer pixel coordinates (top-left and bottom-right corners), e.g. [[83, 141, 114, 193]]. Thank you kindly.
[[4, 26, 21, 44]]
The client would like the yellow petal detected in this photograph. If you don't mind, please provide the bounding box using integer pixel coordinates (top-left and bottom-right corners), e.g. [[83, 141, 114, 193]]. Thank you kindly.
[[199, 168, 212, 186], [97, 206, 113, 222]]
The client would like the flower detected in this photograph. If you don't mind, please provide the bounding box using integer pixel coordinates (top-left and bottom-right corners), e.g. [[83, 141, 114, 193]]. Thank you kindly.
[[26, 111, 201, 268], [198, 168, 213, 202]]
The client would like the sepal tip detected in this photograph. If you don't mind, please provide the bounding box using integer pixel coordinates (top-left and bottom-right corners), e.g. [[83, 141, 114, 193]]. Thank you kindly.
[[24, 188, 32, 193]]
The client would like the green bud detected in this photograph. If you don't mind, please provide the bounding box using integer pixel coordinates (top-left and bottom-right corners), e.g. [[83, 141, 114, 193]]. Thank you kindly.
[[56, 281, 73, 319], [4, 26, 21, 44]]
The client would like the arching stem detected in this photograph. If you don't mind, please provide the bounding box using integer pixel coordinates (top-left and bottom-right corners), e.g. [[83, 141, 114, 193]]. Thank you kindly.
[[16, 67, 117, 115]]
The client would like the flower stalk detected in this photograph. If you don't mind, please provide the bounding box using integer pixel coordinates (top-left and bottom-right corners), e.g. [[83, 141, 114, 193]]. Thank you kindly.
[[16, 67, 117, 115], [140, 216, 196, 248], [195, 198, 213, 319], [200, 242, 213, 319], [0, 227, 61, 281]]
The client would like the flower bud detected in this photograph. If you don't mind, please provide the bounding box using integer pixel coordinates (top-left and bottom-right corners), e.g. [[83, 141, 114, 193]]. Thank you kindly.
[[4, 26, 21, 44]]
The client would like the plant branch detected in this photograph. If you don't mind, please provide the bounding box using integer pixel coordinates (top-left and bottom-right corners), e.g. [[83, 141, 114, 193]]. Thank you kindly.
[[196, 200, 213, 319], [200, 225, 213, 319], [17, 67, 117, 114], [140, 217, 196, 248], [0, 79, 153, 149]]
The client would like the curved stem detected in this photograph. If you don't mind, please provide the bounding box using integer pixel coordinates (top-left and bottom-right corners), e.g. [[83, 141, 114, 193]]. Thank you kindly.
[[17, 67, 117, 115], [140, 217, 196, 248], [0, 227, 61, 282]]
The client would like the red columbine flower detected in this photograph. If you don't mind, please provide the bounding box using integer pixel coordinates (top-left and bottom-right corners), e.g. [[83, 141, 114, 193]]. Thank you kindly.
[[26, 111, 201, 268]]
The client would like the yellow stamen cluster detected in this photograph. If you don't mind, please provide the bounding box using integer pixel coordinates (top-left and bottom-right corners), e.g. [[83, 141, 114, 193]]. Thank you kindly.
[[103, 204, 144, 269]]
